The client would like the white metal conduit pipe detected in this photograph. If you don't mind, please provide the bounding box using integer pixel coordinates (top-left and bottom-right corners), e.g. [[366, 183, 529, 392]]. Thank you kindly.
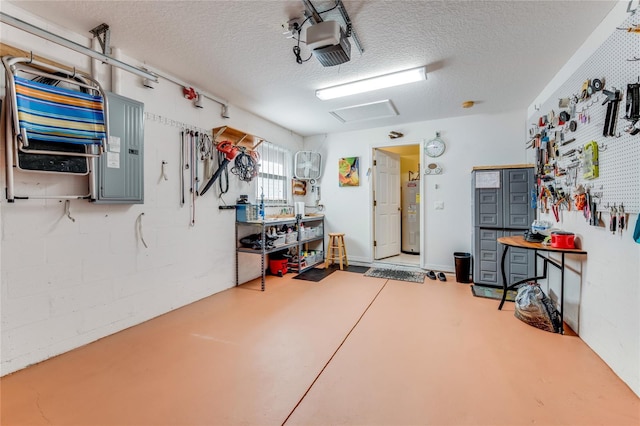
[[1, 10, 229, 116], [0, 11, 157, 82], [111, 46, 122, 94], [141, 64, 229, 113]]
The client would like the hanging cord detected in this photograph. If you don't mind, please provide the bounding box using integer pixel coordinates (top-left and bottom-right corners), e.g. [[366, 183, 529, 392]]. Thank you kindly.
[[64, 200, 75, 222], [193, 132, 200, 194], [217, 146, 230, 195], [230, 149, 259, 182], [135, 213, 148, 249], [293, 30, 312, 64], [180, 130, 185, 206], [290, 3, 338, 64], [190, 131, 196, 227], [200, 133, 214, 181]]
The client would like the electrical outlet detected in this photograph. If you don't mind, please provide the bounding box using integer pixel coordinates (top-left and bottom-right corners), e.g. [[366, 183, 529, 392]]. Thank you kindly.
[[282, 18, 302, 38]]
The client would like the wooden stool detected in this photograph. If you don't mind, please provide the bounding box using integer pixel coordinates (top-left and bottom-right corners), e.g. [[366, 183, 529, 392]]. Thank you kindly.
[[325, 233, 348, 270]]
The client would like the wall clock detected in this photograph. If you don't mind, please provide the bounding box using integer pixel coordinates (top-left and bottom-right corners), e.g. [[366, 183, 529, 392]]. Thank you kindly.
[[425, 133, 446, 157]]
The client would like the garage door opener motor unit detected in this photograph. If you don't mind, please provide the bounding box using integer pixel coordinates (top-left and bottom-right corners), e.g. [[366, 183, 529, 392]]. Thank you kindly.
[[306, 21, 351, 67]]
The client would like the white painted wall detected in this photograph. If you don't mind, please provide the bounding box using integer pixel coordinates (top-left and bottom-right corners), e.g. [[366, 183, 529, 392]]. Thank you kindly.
[[0, 5, 302, 375], [304, 110, 528, 271], [525, 2, 640, 397]]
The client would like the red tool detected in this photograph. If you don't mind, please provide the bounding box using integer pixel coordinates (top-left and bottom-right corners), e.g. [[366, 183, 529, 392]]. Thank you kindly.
[[551, 203, 560, 222], [199, 141, 239, 196], [183, 87, 198, 100]]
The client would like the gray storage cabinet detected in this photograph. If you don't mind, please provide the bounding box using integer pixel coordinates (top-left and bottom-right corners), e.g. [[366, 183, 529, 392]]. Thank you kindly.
[[472, 166, 535, 286], [94, 92, 144, 203]]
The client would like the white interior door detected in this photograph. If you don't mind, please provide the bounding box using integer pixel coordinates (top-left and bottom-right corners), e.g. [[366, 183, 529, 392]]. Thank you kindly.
[[374, 149, 401, 259]]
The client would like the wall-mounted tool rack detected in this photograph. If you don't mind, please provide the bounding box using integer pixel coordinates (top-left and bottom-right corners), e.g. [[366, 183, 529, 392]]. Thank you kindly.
[[212, 126, 264, 151], [529, 12, 640, 215]]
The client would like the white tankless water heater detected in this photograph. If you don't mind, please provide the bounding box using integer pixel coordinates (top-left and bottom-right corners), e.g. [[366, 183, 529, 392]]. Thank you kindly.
[[401, 180, 420, 254]]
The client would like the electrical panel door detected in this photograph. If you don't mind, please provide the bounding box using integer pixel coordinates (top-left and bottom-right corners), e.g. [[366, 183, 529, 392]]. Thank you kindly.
[[94, 92, 144, 203]]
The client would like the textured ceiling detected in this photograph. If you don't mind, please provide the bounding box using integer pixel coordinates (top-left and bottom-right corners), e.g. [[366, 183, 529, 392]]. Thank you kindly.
[[6, 0, 618, 137]]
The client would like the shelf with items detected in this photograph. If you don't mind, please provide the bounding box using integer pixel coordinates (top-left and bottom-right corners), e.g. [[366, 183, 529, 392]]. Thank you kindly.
[[213, 126, 264, 151], [235, 215, 324, 290], [289, 216, 325, 273]]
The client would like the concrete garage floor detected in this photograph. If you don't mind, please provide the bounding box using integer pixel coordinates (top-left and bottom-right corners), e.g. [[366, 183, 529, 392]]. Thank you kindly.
[[1, 270, 638, 425]]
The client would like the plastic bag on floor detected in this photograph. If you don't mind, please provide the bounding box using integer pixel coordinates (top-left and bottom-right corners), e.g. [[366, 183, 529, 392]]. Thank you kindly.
[[514, 282, 562, 333]]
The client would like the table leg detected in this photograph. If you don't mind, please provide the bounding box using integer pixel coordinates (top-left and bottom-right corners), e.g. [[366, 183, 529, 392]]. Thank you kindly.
[[499, 244, 510, 310], [261, 226, 266, 291], [560, 253, 565, 334]]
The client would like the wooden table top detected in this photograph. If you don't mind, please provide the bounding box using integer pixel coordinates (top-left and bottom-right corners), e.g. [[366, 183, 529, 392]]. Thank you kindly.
[[497, 235, 587, 255]]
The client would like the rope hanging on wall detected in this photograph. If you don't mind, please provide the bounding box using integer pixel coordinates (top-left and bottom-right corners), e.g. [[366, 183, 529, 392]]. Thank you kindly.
[[230, 149, 260, 183]]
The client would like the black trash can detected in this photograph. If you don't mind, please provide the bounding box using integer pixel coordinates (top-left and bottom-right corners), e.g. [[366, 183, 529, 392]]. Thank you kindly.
[[454, 252, 472, 283]]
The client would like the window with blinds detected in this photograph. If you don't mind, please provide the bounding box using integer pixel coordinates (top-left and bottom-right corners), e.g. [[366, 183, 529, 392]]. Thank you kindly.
[[254, 141, 292, 205]]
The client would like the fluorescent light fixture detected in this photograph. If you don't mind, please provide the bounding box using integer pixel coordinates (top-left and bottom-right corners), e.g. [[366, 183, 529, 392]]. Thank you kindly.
[[316, 66, 427, 100]]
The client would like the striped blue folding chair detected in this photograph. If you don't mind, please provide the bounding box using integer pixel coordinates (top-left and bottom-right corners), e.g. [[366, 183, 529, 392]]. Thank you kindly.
[[14, 75, 107, 150], [3, 55, 109, 201]]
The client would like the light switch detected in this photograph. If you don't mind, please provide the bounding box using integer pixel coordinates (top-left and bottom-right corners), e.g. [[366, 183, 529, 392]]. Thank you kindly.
[[435, 201, 444, 210]]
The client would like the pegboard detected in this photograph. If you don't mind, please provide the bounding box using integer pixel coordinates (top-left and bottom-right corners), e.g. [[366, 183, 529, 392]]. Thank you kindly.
[[530, 12, 640, 213]]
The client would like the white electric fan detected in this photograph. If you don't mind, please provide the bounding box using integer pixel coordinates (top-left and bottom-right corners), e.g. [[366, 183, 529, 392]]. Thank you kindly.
[[294, 151, 322, 180]]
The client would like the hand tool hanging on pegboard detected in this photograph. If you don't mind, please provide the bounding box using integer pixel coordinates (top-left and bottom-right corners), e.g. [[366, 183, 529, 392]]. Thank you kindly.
[[624, 83, 640, 135], [610, 205, 617, 234], [602, 89, 622, 137]]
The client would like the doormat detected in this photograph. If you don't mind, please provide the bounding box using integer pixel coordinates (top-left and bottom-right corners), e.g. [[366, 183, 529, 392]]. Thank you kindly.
[[293, 267, 336, 282], [337, 265, 369, 274], [471, 285, 517, 302], [293, 265, 368, 282], [364, 268, 426, 283]]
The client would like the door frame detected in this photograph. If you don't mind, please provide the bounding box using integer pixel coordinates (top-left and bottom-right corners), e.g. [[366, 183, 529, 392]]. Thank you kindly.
[[370, 143, 426, 269]]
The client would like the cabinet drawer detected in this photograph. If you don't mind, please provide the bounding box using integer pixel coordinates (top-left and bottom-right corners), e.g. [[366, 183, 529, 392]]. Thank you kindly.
[[480, 251, 497, 261], [480, 271, 498, 284]]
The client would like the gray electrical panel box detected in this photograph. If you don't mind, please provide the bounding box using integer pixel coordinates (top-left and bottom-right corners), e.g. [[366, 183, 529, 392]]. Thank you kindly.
[[472, 166, 535, 286], [94, 92, 144, 204]]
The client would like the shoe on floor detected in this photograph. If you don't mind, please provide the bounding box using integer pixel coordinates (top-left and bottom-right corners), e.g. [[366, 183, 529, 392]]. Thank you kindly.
[[426, 270, 436, 280], [437, 272, 447, 282]]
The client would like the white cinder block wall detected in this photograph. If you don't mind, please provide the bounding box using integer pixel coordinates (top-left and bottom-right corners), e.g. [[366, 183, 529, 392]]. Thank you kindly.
[[0, 4, 302, 375]]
